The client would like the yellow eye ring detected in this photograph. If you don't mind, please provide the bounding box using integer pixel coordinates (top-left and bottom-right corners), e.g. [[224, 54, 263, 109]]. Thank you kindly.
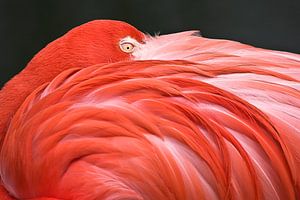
[[120, 42, 135, 53]]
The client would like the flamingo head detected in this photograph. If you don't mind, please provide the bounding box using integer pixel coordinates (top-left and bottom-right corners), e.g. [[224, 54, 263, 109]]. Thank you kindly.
[[26, 20, 145, 73]]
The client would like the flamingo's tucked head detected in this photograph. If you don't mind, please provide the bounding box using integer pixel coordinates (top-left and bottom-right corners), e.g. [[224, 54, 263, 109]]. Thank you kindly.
[[27, 20, 145, 74], [0, 20, 145, 141]]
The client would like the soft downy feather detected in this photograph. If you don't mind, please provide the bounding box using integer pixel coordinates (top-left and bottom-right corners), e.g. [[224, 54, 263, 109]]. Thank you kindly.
[[0, 32, 300, 200]]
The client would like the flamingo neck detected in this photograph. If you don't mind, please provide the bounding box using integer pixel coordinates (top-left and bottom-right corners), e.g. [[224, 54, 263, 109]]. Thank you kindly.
[[0, 39, 70, 142]]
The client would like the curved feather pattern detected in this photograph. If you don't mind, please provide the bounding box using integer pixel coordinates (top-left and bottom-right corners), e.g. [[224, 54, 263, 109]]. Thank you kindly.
[[1, 32, 300, 200], [136, 33, 300, 198]]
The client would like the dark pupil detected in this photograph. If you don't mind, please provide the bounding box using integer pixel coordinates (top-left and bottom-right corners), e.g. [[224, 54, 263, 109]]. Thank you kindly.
[[127, 46, 130, 49]]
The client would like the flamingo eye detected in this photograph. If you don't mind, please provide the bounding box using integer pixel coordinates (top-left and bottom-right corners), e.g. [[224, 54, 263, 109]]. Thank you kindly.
[[120, 42, 135, 53]]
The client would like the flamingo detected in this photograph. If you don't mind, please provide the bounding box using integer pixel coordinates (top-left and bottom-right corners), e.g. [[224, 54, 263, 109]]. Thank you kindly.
[[0, 20, 299, 200]]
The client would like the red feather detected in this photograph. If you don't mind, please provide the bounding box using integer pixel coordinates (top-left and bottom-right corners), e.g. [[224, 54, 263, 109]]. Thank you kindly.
[[0, 20, 299, 200]]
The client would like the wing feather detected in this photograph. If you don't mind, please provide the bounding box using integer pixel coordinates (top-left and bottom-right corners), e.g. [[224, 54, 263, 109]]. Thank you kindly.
[[1, 32, 300, 199]]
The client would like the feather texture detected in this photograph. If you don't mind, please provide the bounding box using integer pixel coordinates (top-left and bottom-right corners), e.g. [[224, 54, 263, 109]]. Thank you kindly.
[[1, 26, 300, 200]]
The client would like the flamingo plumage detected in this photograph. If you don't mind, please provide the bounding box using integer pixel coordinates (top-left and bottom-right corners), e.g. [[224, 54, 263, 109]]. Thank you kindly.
[[0, 20, 299, 200]]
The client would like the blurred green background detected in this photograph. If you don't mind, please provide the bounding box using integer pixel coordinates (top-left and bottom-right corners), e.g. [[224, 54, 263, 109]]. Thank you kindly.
[[1, 0, 299, 87]]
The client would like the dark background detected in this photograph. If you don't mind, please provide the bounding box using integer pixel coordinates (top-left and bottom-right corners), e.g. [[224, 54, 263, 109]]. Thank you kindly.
[[1, 0, 299, 87]]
